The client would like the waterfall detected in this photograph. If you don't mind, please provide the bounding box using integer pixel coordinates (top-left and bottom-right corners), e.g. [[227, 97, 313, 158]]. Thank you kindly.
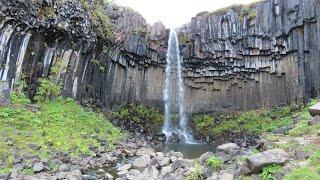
[[162, 29, 195, 144]]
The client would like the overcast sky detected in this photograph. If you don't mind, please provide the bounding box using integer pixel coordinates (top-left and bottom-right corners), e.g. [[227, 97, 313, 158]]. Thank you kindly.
[[115, 0, 258, 28]]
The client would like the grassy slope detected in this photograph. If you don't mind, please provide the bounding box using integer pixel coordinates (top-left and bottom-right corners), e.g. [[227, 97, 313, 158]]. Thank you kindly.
[[0, 93, 123, 174]]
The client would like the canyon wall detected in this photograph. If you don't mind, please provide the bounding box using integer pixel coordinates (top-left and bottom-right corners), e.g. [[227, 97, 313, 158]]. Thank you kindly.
[[179, 0, 320, 112], [0, 0, 320, 113]]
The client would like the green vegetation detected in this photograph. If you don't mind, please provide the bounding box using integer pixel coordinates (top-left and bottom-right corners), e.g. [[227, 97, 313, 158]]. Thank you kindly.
[[91, 59, 106, 73], [192, 100, 317, 137], [80, 0, 112, 38], [34, 78, 61, 103], [187, 165, 205, 180], [259, 164, 282, 180], [205, 156, 223, 170], [109, 104, 163, 134], [0, 92, 122, 173], [284, 167, 320, 180]]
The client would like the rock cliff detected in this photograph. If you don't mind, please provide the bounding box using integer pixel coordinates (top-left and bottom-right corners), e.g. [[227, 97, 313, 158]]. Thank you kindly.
[[0, 0, 320, 113], [0, 0, 168, 110], [179, 0, 320, 112]]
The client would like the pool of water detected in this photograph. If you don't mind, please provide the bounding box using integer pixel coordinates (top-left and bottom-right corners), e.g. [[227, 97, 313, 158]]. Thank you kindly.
[[162, 143, 216, 159]]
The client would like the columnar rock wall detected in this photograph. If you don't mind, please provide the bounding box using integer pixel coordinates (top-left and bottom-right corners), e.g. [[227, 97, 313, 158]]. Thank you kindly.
[[0, 0, 168, 109], [0, 0, 320, 113], [179, 0, 320, 112]]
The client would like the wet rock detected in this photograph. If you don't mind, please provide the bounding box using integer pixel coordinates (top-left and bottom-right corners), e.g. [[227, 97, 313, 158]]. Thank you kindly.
[[133, 154, 151, 168], [206, 172, 218, 180], [199, 152, 214, 165], [203, 167, 213, 178], [33, 162, 44, 172]]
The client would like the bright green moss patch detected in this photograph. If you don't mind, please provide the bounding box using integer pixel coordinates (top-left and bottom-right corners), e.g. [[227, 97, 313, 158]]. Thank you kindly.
[[205, 156, 223, 170], [0, 93, 123, 173], [260, 164, 282, 180]]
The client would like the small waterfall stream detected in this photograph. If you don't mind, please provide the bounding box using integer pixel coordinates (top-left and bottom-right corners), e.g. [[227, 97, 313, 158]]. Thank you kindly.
[[162, 29, 195, 144]]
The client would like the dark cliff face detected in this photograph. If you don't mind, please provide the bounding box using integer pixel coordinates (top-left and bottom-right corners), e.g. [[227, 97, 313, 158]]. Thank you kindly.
[[0, 0, 168, 109], [0, 0, 320, 113], [178, 0, 320, 112]]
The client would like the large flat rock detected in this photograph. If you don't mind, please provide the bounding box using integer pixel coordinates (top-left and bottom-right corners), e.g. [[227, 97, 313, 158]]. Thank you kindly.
[[310, 102, 320, 116], [246, 149, 288, 174]]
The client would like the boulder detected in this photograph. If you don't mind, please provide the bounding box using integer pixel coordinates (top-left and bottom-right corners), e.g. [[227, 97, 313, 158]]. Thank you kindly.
[[65, 169, 82, 180], [309, 103, 320, 116], [133, 154, 150, 168], [33, 162, 44, 172], [217, 143, 240, 154], [104, 172, 114, 180], [118, 164, 131, 171], [199, 152, 214, 165], [218, 173, 233, 180], [171, 159, 193, 170], [236, 149, 288, 175], [136, 147, 155, 156], [309, 115, 320, 126], [142, 166, 159, 178]]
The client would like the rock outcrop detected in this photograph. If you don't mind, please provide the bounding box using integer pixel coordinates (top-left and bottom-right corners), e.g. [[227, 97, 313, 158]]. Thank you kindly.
[[0, 0, 320, 113]]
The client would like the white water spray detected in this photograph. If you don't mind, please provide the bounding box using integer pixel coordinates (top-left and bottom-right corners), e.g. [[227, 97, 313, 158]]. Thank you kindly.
[[162, 29, 195, 144]]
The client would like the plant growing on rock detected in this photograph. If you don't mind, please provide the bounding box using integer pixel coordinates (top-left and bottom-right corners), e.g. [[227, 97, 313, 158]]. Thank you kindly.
[[259, 164, 282, 180], [34, 78, 61, 103], [205, 155, 223, 170], [187, 165, 205, 180]]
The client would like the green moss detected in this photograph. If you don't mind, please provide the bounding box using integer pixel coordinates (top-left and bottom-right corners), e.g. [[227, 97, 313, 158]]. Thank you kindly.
[[0, 93, 123, 171], [205, 156, 223, 170], [109, 104, 163, 134], [80, 0, 112, 38]]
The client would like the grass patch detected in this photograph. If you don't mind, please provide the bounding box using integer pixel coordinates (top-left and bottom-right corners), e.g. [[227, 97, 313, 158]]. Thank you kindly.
[[0, 92, 123, 173], [284, 167, 320, 180], [192, 100, 317, 137], [187, 164, 205, 180]]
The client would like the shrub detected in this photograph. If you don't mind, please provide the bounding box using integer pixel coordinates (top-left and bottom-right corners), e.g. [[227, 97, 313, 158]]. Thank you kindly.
[[187, 165, 205, 180], [205, 156, 223, 170], [260, 164, 282, 180], [34, 78, 61, 103]]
